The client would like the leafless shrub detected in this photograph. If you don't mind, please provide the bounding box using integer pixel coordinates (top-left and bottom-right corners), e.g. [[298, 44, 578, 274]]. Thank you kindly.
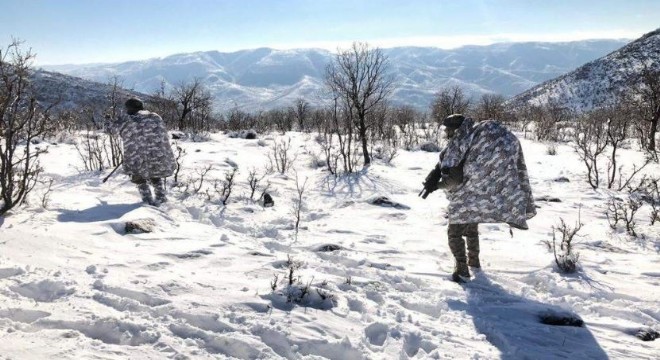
[[217, 167, 237, 205], [247, 168, 266, 201], [319, 124, 340, 176], [268, 137, 297, 174], [574, 111, 608, 189], [104, 77, 124, 167], [172, 143, 186, 185], [292, 173, 308, 241], [1, 40, 57, 214], [552, 214, 583, 273], [622, 198, 643, 237], [74, 127, 108, 172], [612, 159, 652, 191], [40, 178, 54, 209], [372, 143, 398, 164], [540, 239, 553, 252], [546, 143, 558, 156], [608, 194, 643, 237], [270, 274, 279, 291], [641, 178, 660, 225], [182, 164, 213, 195], [606, 197, 623, 230], [536, 101, 571, 142]]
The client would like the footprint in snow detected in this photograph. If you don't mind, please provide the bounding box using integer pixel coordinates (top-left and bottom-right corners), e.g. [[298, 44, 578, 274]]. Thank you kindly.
[[10, 280, 75, 302], [0, 308, 51, 323], [164, 249, 213, 259]]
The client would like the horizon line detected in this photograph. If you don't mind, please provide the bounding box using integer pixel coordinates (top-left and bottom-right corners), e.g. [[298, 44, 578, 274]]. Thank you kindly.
[[36, 30, 645, 67]]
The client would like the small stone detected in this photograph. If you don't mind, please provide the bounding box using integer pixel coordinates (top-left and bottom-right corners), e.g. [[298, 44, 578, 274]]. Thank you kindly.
[[125, 218, 156, 234]]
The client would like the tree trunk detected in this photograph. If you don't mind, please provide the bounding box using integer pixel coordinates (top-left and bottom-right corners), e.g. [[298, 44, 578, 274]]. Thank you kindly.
[[648, 113, 659, 151], [359, 116, 371, 165]]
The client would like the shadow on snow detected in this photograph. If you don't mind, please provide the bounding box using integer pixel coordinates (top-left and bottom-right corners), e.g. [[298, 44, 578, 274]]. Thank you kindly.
[[57, 201, 142, 223], [447, 272, 608, 359], [317, 167, 401, 199]]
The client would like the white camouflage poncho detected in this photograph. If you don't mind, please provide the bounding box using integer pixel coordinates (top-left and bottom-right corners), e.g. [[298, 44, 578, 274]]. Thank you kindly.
[[108, 110, 176, 179], [440, 118, 536, 229]]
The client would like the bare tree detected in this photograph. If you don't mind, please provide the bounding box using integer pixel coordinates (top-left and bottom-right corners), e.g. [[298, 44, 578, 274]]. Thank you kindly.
[[172, 78, 214, 133], [430, 86, 471, 124], [0, 41, 56, 214], [623, 59, 660, 154], [474, 93, 509, 122], [292, 98, 310, 132], [573, 110, 608, 189], [151, 79, 178, 129], [105, 76, 124, 166], [325, 42, 393, 166], [266, 108, 293, 135]]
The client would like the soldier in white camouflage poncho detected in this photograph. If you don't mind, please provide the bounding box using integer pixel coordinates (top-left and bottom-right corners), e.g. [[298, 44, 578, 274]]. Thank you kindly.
[[433, 114, 536, 282], [106, 98, 176, 206]]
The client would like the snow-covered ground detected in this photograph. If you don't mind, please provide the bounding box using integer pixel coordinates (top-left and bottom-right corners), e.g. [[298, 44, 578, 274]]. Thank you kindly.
[[0, 131, 658, 359]]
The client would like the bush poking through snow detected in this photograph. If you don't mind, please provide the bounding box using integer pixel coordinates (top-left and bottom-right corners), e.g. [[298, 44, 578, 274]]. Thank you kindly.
[[636, 328, 659, 341], [607, 195, 642, 237], [208, 167, 237, 206], [75, 128, 109, 172], [372, 144, 398, 164], [246, 169, 267, 201], [181, 165, 213, 196], [172, 143, 186, 185], [638, 177, 660, 225], [40, 178, 54, 209], [291, 173, 308, 240], [551, 215, 583, 273], [268, 137, 297, 174], [265, 256, 335, 310]]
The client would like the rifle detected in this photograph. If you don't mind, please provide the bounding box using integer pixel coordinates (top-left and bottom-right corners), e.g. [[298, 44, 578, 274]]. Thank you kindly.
[[419, 164, 443, 199], [102, 161, 123, 183]]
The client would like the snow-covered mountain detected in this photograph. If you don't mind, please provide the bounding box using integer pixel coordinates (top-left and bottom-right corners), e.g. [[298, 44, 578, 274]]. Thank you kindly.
[[510, 28, 660, 111], [43, 40, 628, 111], [30, 69, 154, 111]]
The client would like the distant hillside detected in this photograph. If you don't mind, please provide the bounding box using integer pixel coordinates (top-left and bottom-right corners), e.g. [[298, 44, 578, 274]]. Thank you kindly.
[[43, 40, 628, 112], [509, 29, 660, 111], [29, 69, 154, 112]]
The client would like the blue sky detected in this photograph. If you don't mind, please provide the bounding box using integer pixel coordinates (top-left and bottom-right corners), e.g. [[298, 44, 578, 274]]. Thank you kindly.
[[1, 0, 657, 65]]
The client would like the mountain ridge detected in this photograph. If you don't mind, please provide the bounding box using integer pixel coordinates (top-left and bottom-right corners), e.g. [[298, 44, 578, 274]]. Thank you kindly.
[[41, 39, 631, 111], [509, 28, 660, 111]]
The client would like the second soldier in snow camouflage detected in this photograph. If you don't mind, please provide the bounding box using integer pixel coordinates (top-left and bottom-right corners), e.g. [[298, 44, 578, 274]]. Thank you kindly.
[[107, 98, 176, 206], [429, 114, 536, 282]]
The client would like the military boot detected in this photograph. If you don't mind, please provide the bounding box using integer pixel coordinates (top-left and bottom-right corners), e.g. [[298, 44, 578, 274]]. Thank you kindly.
[[137, 183, 154, 205], [452, 261, 470, 282], [151, 178, 167, 206]]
